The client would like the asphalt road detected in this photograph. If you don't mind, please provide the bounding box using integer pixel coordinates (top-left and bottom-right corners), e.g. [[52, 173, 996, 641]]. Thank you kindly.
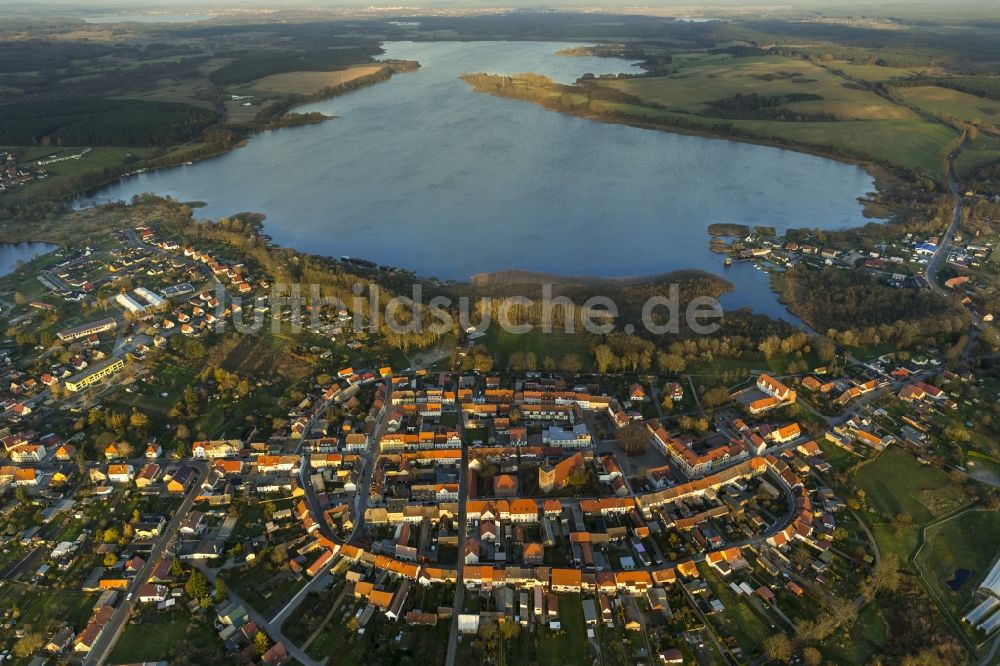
[[445, 382, 469, 666], [924, 158, 964, 296], [83, 460, 209, 666]]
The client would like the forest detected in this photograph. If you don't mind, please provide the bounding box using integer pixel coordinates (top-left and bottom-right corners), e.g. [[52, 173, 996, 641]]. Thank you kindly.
[[0, 98, 218, 147], [773, 265, 966, 344], [207, 45, 384, 86]]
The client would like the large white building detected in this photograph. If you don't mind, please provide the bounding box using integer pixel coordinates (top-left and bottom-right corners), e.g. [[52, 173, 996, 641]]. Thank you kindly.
[[134, 287, 166, 308], [541, 424, 592, 448], [116, 293, 145, 315], [966, 558, 1000, 635]]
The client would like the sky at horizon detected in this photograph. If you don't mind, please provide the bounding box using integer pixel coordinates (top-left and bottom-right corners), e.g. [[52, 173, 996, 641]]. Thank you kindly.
[[4, 0, 969, 8]]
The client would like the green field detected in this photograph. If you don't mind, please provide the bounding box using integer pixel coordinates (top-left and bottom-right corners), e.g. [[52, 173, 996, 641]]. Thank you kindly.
[[35, 147, 150, 177], [702, 567, 771, 655], [819, 439, 866, 471], [916, 510, 1000, 614], [606, 55, 915, 121], [3, 145, 151, 202], [819, 603, 888, 665], [536, 594, 588, 666], [0, 589, 97, 639], [854, 448, 969, 525], [597, 55, 958, 176], [828, 61, 926, 84], [483, 327, 590, 370], [954, 134, 1000, 178], [593, 99, 955, 176], [894, 85, 1000, 130], [109, 613, 216, 663]]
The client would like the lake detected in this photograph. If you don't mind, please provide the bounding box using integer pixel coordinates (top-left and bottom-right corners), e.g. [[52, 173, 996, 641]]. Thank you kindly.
[[0, 242, 58, 277], [80, 41, 881, 321]]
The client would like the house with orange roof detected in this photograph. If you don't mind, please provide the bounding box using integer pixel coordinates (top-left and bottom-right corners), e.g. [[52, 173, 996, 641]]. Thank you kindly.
[[748, 396, 781, 415], [13, 467, 38, 486], [854, 430, 885, 450], [306, 549, 335, 577], [550, 568, 583, 592], [914, 381, 945, 400], [757, 374, 796, 403], [135, 463, 160, 488], [538, 452, 584, 493], [493, 474, 518, 498], [651, 568, 677, 586], [580, 497, 634, 516], [107, 464, 134, 483], [675, 560, 700, 579], [509, 498, 538, 522], [801, 376, 823, 391], [10, 443, 46, 464], [464, 565, 500, 591], [192, 440, 240, 459], [769, 423, 801, 444], [615, 571, 652, 593], [104, 442, 124, 460], [899, 384, 925, 402], [834, 387, 861, 406], [523, 543, 544, 565], [51, 444, 75, 461], [418, 567, 457, 586]]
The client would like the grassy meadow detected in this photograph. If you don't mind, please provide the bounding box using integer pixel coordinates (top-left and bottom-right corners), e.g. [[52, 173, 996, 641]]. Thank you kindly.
[[916, 510, 1000, 616], [605, 55, 915, 121], [893, 85, 1000, 130], [854, 447, 968, 525], [597, 54, 960, 176]]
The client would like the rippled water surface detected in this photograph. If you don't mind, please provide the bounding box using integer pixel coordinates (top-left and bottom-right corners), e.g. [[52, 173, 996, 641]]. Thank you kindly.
[[82, 41, 881, 319]]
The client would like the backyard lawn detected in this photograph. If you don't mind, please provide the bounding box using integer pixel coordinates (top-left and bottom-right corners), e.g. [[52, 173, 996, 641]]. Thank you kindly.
[[536, 594, 588, 666], [108, 612, 216, 663]]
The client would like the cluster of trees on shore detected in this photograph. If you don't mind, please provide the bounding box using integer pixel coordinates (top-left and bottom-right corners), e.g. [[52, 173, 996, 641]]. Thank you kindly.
[[774, 265, 967, 347], [247, 63, 416, 130]]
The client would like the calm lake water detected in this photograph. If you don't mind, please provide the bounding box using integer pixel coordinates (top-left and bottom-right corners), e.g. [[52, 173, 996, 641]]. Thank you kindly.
[[0, 242, 58, 277], [80, 41, 881, 321]]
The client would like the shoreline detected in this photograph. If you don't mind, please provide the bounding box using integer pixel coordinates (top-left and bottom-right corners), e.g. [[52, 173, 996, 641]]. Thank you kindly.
[[461, 73, 904, 205], [466, 267, 734, 293], [135, 61, 420, 178], [9, 61, 418, 211]]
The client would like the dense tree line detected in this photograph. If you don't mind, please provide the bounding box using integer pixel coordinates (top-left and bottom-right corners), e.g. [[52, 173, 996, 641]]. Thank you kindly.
[[208, 46, 382, 85], [0, 98, 218, 147], [706, 92, 830, 121], [774, 265, 966, 346], [890, 75, 1000, 101]]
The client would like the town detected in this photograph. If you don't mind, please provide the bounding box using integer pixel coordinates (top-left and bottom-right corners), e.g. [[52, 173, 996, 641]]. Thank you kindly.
[[0, 206, 997, 666]]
